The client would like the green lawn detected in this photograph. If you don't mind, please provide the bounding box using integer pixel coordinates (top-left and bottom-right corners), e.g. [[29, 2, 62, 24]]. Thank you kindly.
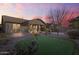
[[15, 35, 76, 55], [35, 35, 75, 55]]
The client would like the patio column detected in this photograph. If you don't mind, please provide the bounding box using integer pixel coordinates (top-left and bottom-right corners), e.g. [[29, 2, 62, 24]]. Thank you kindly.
[[39, 25, 41, 33], [30, 24, 33, 33], [35, 25, 38, 33]]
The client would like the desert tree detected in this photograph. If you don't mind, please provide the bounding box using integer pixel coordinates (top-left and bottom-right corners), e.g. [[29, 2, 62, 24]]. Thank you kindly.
[[48, 6, 74, 35]]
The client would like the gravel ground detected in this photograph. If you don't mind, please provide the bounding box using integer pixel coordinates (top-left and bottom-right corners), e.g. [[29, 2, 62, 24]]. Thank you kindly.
[[0, 33, 33, 54]]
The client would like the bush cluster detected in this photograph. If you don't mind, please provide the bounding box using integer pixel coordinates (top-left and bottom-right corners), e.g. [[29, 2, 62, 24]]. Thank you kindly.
[[67, 29, 79, 39]]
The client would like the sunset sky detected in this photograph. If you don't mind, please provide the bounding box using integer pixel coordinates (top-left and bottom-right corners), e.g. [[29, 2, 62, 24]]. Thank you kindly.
[[0, 3, 79, 27]]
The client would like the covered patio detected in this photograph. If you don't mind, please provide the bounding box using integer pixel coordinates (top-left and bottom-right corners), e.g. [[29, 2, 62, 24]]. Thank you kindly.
[[28, 19, 46, 34]]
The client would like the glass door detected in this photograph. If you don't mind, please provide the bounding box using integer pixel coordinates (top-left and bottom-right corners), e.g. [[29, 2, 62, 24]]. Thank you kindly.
[[12, 24, 21, 33]]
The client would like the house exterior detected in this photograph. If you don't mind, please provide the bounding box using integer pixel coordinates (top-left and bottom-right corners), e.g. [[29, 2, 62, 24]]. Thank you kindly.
[[1, 15, 46, 34], [0, 24, 2, 32], [1, 15, 29, 33], [28, 18, 46, 34]]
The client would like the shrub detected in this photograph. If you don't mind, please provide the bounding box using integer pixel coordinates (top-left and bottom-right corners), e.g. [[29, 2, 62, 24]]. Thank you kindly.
[[0, 38, 9, 45], [67, 29, 79, 39], [0, 33, 10, 45], [15, 39, 38, 55]]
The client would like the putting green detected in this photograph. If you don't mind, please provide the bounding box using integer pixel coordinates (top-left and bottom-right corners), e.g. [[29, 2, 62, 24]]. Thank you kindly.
[[35, 35, 75, 55]]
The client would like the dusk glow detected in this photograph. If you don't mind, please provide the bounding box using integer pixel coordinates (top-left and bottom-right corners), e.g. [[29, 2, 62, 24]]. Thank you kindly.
[[0, 3, 79, 55], [0, 3, 79, 25]]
